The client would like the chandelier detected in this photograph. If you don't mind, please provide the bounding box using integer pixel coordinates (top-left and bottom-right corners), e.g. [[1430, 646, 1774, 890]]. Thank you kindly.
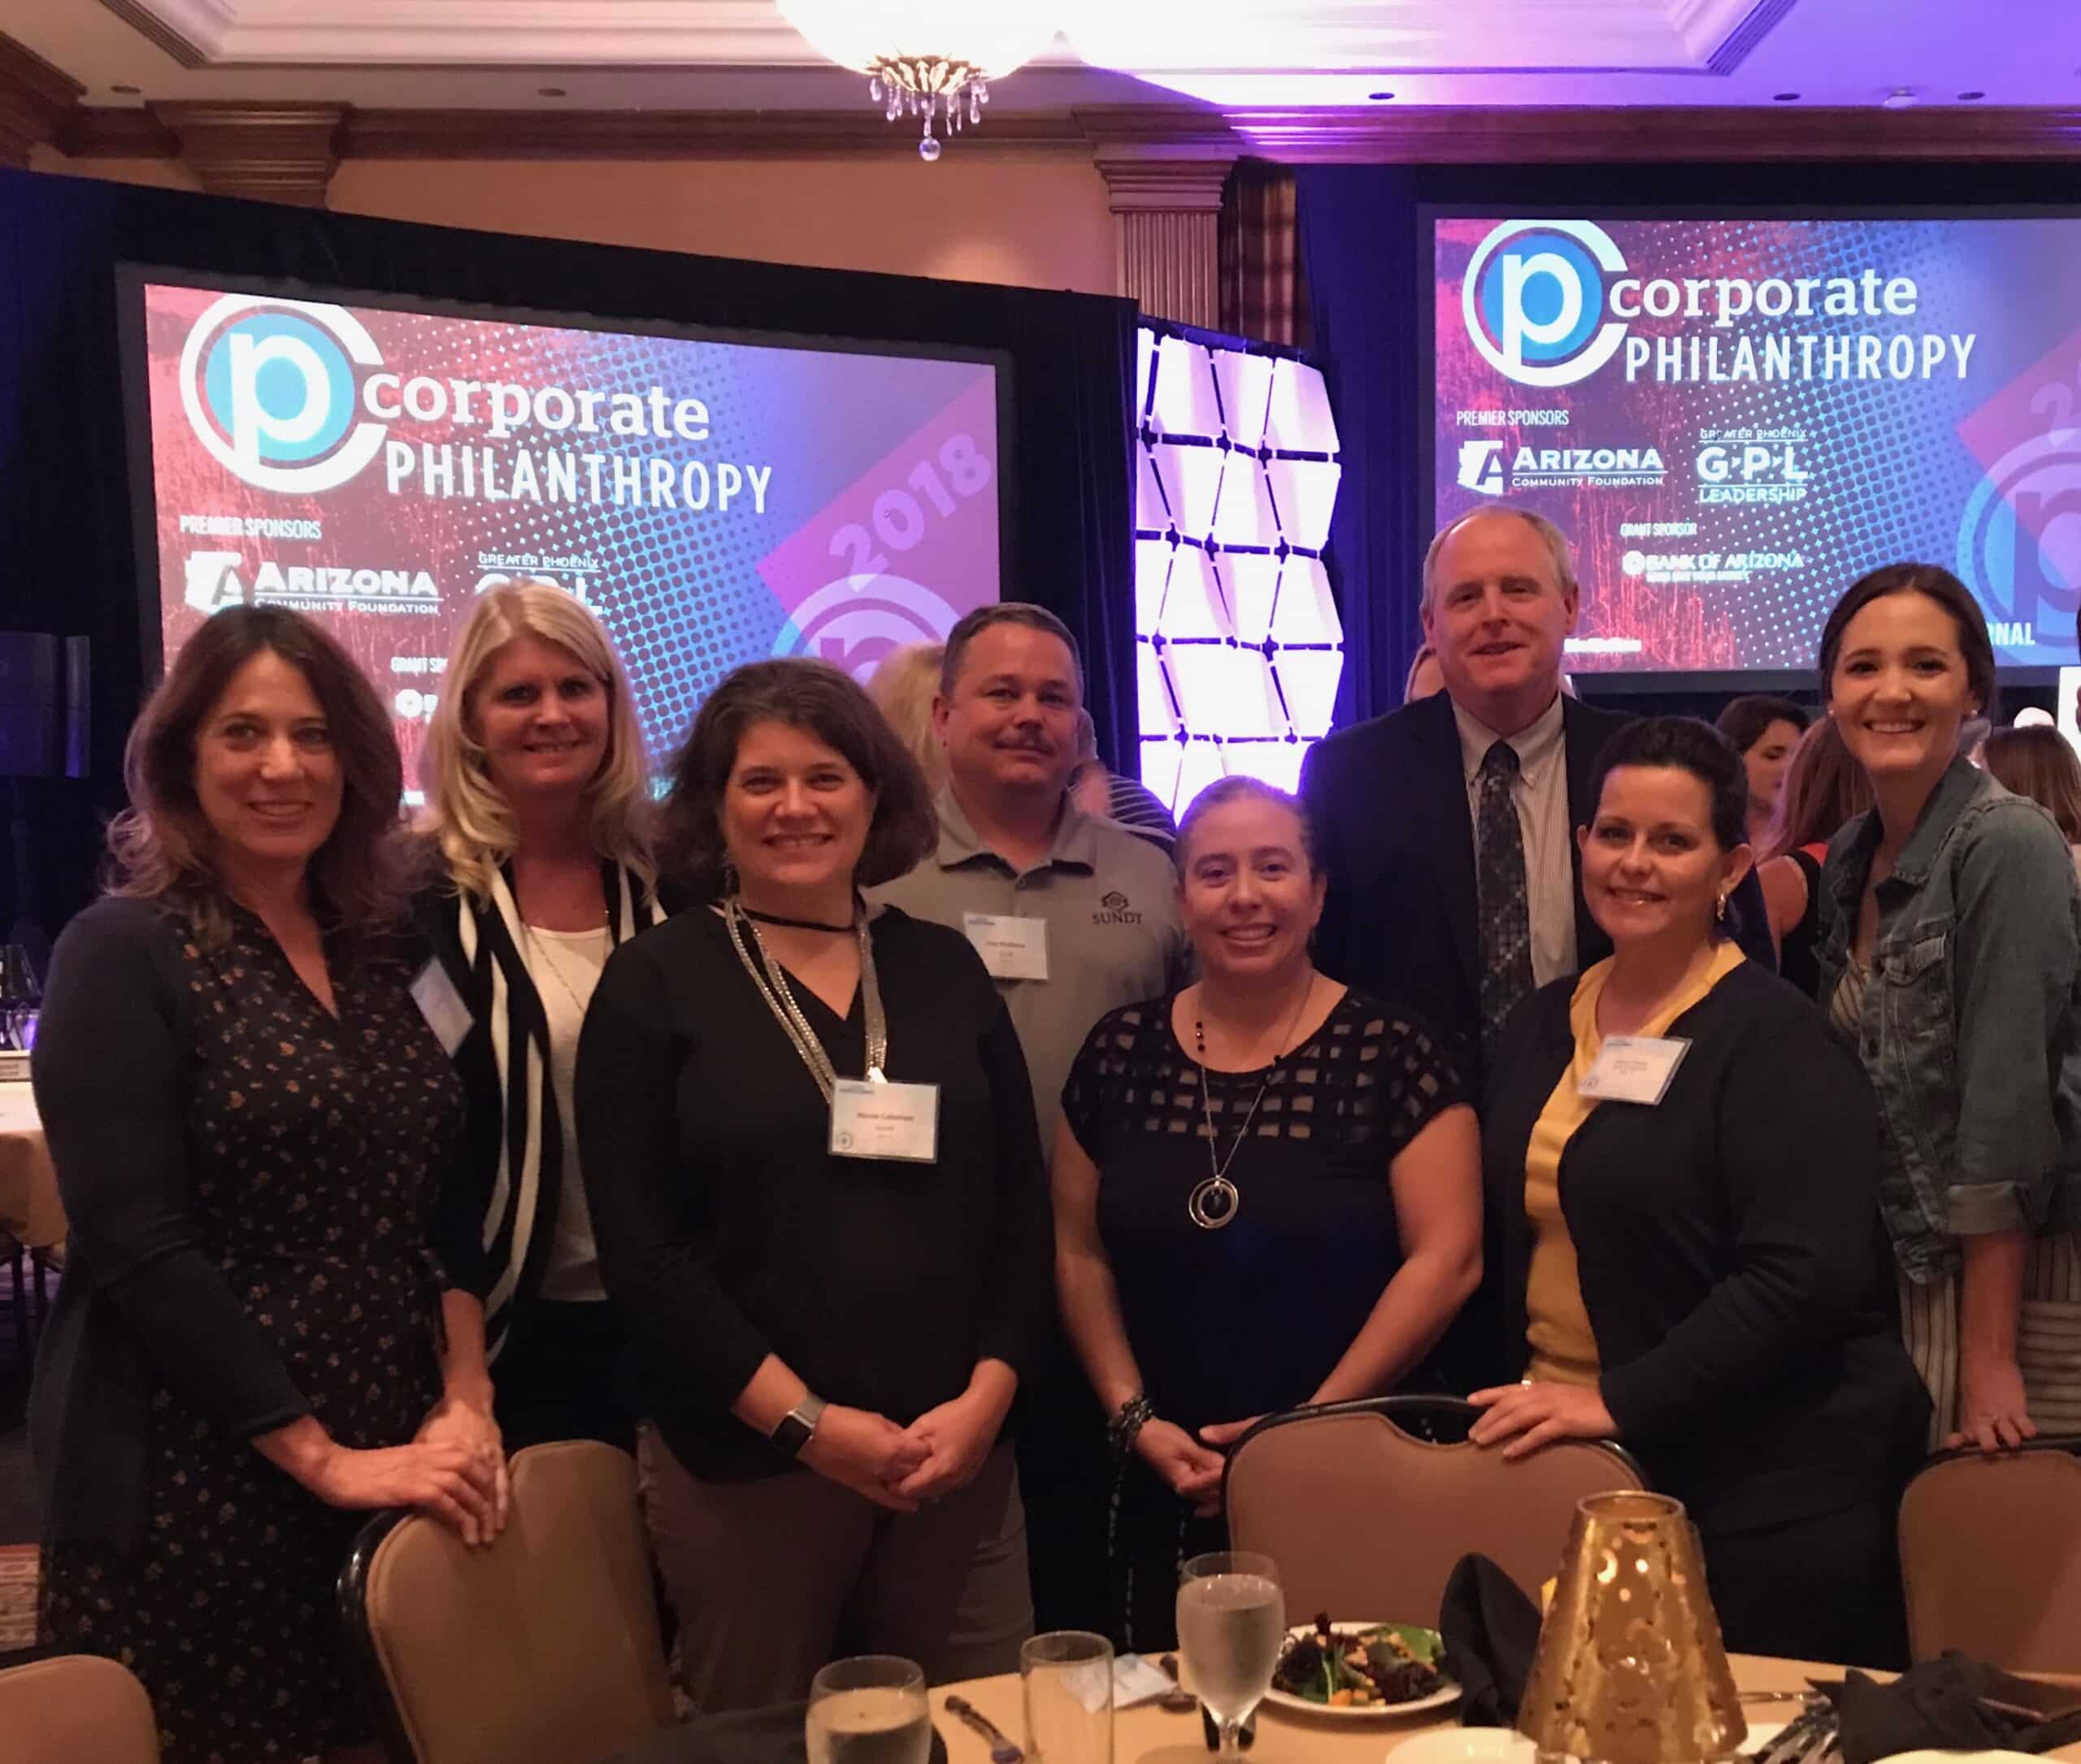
[[776, 2, 1062, 159]]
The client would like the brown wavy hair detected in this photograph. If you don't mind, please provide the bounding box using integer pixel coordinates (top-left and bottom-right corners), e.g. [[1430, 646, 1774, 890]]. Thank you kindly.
[[658, 658, 936, 893], [1984, 725, 2081, 844], [1758, 715, 1875, 864], [107, 605, 408, 945]]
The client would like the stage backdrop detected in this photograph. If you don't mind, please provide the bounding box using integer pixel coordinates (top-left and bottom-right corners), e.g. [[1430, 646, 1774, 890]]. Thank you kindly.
[[0, 166, 1134, 942], [135, 276, 1006, 795], [1297, 162, 2081, 725]]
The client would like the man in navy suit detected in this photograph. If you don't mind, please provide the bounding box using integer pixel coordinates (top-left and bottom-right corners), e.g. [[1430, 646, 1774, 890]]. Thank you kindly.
[[1301, 504, 1769, 1100]]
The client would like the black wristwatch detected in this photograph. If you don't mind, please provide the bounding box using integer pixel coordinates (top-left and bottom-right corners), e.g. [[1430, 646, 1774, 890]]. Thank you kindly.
[[770, 1394, 828, 1458]]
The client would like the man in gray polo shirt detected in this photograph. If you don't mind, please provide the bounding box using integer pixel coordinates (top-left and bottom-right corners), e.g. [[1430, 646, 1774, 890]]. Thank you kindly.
[[873, 603, 1186, 1154], [871, 601, 1186, 1634]]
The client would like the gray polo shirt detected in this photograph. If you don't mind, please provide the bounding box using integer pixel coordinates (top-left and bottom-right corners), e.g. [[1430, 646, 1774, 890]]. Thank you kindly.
[[870, 788, 1188, 1157]]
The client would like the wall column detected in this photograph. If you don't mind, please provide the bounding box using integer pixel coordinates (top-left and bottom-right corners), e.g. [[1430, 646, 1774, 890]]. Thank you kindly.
[[153, 102, 350, 206], [1093, 144, 1236, 327]]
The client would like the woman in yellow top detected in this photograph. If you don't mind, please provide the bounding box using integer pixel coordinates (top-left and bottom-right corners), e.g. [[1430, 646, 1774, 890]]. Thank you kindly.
[[1467, 716, 1927, 1667]]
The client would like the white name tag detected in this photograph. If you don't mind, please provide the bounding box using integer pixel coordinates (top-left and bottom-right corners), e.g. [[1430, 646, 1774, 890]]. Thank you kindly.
[[830, 1077, 941, 1162], [410, 958, 474, 1057], [1578, 1035, 1691, 1106], [962, 911, 1049, 981]]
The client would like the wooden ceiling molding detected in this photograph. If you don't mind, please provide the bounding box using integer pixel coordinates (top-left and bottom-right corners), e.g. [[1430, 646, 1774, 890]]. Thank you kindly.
[[51, 98, 2081, 167], [151, 99, 347, 202], [0, 29, 85, 166]]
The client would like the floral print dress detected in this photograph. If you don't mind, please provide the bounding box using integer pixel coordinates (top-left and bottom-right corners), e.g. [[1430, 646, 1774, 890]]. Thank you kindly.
[[40, 906, 464, 1763]]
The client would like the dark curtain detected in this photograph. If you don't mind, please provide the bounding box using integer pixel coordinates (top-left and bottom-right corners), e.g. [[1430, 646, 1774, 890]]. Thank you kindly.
[[0, 165, 1138, 942], [1219, 162, 1310, 350], [1296, 158, 2081, 733]]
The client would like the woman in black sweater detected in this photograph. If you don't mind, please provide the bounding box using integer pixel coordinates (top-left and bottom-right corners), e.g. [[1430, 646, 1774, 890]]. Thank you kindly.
[[1468, 717, 1928, 1666], [576, 658, 1050, 1711]]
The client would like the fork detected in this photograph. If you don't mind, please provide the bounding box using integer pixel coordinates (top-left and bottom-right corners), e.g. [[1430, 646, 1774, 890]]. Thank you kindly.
[[944, 1693, 1023, 1764]]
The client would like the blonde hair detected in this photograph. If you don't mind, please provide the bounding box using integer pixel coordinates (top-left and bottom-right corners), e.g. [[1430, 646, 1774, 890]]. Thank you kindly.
[[868, 641, 948, 794], [418, 580, 656, 901]]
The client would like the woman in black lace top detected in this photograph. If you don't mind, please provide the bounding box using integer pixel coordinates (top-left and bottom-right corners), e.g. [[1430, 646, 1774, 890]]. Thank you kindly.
[[1053, 777, 1482, 1649]]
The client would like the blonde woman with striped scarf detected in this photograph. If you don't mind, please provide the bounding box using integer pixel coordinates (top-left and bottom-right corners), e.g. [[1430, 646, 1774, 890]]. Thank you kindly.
[[409, 580, 677, 1453]]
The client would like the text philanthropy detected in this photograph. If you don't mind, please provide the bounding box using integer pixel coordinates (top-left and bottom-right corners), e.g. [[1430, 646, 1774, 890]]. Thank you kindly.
[[176, 293, 779, 510], [1462, 222, 1982, 390]]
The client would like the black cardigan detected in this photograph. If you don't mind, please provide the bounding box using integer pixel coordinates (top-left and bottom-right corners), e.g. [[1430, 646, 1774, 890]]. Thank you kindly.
[[1478, 956, 1930, 1535], [575, 903, 1053, 1483]]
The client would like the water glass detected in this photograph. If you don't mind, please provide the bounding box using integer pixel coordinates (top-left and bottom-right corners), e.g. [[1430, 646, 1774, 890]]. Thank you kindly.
[[806, 1655, 932, 1764], [1175, 1551, 1285, 1760], [1020, 1630, 1114, 1764]]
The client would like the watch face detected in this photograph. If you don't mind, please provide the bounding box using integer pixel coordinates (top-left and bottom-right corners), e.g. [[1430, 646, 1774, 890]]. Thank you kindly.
[[771, 1411, 814, 1458]]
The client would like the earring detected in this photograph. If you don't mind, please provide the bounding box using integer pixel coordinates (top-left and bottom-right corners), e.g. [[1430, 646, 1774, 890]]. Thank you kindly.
[[1715, 892, 1728, 923]]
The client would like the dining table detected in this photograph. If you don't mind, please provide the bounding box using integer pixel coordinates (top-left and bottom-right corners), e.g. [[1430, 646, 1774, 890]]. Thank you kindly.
[[598, 1652, 2081, 1764], [0, 1080, 63, 1253]]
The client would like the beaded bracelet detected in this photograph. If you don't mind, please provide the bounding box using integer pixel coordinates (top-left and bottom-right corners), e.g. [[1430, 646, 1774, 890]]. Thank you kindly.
[[1108, 1393, 1156, 1459]]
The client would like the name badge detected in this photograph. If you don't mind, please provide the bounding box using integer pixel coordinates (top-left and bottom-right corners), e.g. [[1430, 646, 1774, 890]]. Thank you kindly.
[[830, 1077, 941, 1162], [962, 911, 1049, 981], [410, 958, 474, 1057], [1578, 1035, 1691, 1106]]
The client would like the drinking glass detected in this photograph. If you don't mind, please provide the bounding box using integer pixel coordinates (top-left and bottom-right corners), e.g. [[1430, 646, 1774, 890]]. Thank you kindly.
[[806, 1656, 932, 1764], [0, 944, 37, 1054], [1175, 1550, 1285, 1760], [1021, 1630, 1113, 1764]]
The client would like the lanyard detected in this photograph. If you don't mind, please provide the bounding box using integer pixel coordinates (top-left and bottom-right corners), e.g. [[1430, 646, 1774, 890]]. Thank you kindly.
[[723, 897, 887, 1104]]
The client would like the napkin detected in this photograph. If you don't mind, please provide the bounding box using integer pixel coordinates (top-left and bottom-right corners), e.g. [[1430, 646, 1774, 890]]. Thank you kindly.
[[1438, 1553, 1543, 1727], [594, 1699, 952, 1764], [1829, 1656, 2081, 1764]]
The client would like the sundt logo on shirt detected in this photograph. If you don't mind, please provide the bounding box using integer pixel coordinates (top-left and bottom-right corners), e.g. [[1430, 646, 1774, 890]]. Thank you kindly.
[[1094, 889, 1144, 927]]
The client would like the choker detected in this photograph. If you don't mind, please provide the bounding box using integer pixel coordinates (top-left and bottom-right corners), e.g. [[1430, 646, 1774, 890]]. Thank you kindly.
[[737, 904, 857, 935]]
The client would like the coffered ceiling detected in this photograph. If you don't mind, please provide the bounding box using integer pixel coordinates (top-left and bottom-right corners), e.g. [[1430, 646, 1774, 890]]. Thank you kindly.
[[4, 0, 2078, 115]]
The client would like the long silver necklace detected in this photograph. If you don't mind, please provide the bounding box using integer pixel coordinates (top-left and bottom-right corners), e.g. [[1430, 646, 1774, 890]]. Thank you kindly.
[[1187, 973, 1316, 1232], [723, 897, 886, 1103]]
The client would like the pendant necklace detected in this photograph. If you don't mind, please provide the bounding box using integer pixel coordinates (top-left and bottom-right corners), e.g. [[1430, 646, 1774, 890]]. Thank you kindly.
[[1187, 973, 1316, 1232]]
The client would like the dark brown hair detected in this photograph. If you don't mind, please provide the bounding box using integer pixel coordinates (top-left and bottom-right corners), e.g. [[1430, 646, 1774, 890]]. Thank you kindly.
[[939, 602, 1082, 698], [1714, 693, 1809, 756], [1588, 716, 1749, 854], [1983, 726, 2081, 844], [1759, 715, 1875, 862], [658, 658, 936, 890], [107, 604, 407, 944], [1818, 563, 1997, 719], [1174, 775, 1319, 876]]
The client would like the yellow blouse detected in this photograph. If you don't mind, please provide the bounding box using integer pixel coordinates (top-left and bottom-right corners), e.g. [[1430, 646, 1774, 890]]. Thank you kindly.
[[1524, 939, 1747, 1385]]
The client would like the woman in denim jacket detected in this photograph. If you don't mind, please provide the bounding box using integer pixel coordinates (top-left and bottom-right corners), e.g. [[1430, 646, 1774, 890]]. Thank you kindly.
[[1816, 563, 2081, 1453]]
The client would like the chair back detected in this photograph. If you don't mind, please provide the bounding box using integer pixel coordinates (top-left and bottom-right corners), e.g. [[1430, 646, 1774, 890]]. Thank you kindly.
[[1899, 1439, 2081, 1672], [0, 1653, 160, 1763], [1224, 1396, 1647, 1619], [341, 1440, 676, 1764]]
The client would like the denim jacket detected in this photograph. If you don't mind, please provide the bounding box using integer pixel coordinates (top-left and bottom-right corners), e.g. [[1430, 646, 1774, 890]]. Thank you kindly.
[[1816, 756, 2081, 1283]]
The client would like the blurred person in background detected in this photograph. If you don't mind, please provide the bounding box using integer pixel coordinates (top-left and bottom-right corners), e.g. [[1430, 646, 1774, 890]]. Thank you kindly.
[[1068, 706, 1176, 851], [1983, 724, 2081, 875], [1716, 694, 1811, 848], [1754, 718, 1875, 997], [869, 641, 949, 797]]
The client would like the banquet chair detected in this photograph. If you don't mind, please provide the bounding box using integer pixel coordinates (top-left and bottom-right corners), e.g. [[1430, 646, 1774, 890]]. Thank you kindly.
[[341, 1439, 676, 1764], [0, 1652, 160, 1762], [1223, 1396, 1647, 1619], [1899, 1437, 2081, 1673]]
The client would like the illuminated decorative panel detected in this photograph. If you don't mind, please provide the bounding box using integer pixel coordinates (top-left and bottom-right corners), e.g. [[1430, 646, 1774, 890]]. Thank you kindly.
[[1134, 324, 1344, 812]]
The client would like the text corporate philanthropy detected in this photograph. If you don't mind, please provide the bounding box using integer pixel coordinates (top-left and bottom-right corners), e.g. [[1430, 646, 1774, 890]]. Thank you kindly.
[[1462, 221, 1979, 390], [178, 293, 778, 511]]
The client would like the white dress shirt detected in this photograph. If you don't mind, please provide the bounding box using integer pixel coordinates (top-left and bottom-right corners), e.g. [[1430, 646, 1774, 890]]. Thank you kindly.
[[1453, 692, 1578, 987]]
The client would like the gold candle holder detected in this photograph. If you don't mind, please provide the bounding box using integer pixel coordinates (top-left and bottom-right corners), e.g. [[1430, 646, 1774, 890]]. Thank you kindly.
[[1516, 1491, 1745, 1764]]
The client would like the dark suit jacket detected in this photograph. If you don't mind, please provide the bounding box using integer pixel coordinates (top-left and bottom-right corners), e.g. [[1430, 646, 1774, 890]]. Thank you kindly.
[[1300, 691, 1771, 1097]]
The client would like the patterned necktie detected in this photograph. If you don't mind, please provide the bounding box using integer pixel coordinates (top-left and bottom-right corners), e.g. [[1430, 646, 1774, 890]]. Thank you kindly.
[[1476, 738, 1536, 1067]]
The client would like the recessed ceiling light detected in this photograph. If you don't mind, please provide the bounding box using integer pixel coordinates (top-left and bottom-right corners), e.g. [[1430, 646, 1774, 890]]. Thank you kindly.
[[537, 85, 567, 98], [1368, 90, 1394, 101], [1881, 87, 1919, 109], [1772, 91, 1799, 102], [111, 83, 141, 95], [1957, 89, 1986, 100]]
